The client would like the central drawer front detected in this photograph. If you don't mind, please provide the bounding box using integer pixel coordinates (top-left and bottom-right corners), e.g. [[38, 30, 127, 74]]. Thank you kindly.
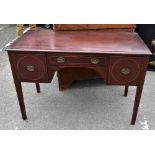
[[47, 54, 107, 66]]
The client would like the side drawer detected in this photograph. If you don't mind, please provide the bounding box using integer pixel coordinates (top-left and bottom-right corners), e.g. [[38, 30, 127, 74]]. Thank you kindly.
[[47, 54, 107, 66], [108, 56, 142, 85], [12, 54, 48, 82]]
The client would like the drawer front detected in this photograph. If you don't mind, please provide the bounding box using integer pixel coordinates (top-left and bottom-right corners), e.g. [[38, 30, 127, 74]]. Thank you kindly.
[[47, 54, 106, 66], [13, 54, 48, 82], [108, 56, 142, 85]]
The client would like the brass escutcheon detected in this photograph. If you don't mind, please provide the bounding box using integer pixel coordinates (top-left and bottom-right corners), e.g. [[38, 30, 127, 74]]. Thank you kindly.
[[57, 56, 65, 63], [26, 65, 35, 72], [90, 57, 100, 64], [121, 68, 130, 75]]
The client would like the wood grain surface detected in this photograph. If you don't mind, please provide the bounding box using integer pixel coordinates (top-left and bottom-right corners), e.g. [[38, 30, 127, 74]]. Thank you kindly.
[[7, 30, 151, 55]]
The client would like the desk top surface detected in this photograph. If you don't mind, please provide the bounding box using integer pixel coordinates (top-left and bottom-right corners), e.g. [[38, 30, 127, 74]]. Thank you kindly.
[[7, 30, 151, 55]]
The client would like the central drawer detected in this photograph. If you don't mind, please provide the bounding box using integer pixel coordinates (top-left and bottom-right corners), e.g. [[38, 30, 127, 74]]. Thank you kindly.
[[47, 54, 107, 66]]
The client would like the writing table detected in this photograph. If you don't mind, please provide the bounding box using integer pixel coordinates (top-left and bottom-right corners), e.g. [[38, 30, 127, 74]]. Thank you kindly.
[[7, 30, 151, 124]]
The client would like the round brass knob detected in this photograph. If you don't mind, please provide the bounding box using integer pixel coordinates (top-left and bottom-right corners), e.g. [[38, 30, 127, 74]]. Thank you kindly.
[[26, 65, 35, 72], [90, 57, 100, 64], [57, 56, 65, 63], [121, 68, 130, 75]]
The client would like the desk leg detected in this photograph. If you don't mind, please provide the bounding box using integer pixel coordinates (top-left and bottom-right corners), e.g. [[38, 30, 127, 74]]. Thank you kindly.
[[131, 85, 143, 125], [124, 86, 128, 96], [14, 81, 27, 120], [35, 83, 40, 93]]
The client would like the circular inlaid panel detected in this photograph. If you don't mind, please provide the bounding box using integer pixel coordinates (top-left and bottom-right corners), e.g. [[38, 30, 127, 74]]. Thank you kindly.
[[17, 55, 46, 81], [110, 57, 140, 84]]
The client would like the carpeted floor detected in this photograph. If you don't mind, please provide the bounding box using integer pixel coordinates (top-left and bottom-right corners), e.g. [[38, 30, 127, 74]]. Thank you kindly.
[[0, 25, 155, 130]]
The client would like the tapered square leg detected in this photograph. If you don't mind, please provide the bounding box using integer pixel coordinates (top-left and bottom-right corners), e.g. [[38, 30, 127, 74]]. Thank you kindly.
[[131, 86, 143, 125], [124, 86, 129, 96], [14, 81, 27, 120], [35, 83, 40, 93]]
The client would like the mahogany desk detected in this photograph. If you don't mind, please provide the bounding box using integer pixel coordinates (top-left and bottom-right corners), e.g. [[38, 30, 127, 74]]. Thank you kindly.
[[7, 30, 151, 125]]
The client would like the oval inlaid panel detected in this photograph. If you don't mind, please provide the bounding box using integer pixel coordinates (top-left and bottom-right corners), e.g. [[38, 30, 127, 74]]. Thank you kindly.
[[15, 54, 47, 82], [109, 57, 141, 84]]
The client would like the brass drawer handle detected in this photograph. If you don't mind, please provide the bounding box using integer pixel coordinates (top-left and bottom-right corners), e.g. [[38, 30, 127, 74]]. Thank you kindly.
[[121, 68, 130, 75], [90, 57, 100, 64], [57, 56, 65, 63], [151, 40, 155, 46], [26, 65, 35, 72]]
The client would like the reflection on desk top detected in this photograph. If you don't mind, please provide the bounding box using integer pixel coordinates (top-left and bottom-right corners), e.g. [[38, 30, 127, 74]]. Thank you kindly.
[[7, 30, 151, 55]]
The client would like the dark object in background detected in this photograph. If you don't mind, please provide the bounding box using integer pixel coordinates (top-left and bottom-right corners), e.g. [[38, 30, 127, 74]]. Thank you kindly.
[[44, 24, 51, 29], [37, 24, 53, 29], [136, 24, 155, 68]]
